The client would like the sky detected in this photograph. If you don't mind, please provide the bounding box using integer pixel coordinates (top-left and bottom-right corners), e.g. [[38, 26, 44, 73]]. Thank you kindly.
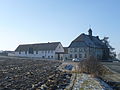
[[0, 0, 120, 55]]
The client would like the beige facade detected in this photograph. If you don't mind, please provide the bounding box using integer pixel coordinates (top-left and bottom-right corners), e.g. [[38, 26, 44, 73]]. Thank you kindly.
[[67, 29, 109, 60]]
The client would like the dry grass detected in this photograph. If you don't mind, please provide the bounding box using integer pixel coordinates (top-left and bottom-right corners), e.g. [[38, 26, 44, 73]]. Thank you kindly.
[[78, 56, 107, 77]]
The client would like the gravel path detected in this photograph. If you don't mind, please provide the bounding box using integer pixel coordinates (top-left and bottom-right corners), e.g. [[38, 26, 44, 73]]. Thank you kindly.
[[60, 61, 113, 90]]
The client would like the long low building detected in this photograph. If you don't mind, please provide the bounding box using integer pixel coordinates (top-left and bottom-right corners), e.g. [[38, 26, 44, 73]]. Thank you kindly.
[[15, 42, 64, 60]]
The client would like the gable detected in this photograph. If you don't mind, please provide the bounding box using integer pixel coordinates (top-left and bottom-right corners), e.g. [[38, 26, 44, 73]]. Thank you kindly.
[[69, 33, 108, 49], [55, 43, 64, 52]]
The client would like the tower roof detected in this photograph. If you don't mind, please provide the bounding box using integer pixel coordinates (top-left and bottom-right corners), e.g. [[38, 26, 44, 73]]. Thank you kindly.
[[88, 28, 92, 32]]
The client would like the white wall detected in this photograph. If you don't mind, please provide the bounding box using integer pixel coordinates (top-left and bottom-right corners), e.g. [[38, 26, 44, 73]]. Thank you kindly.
[[68, 47, 88, 60], [15, 50, 55, 59], [8, 53, 15, 56], [15, 43, 65, 60], [55, 43, 64, 53]]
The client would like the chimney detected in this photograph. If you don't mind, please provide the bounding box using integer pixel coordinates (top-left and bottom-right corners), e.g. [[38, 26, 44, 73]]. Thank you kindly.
[[88, 28, 92, 36]]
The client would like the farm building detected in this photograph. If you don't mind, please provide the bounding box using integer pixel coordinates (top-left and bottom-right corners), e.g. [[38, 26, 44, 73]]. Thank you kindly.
[[14, 29, 109, 61], [15, 42, 64, 60], [67, 29, 109, 60]]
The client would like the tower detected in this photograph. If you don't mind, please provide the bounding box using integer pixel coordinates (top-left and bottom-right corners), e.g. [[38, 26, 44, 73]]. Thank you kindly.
[[88, 28, 92, 36]]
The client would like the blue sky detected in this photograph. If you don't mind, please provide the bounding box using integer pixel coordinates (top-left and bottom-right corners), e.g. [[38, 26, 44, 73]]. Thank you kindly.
[[0, 0, 120, 54]]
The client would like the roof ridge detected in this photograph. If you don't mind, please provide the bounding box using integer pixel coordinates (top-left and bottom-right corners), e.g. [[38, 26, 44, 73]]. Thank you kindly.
[[19, 42, 60, 46]]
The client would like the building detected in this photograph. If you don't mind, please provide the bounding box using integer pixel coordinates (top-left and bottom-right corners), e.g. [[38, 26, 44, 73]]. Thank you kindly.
[[15, 42, 64, 60], [63, 47, 69, 60], [0, 51, 14, 56], [68, 29, 109, 60], [14, 29, 109, 61]]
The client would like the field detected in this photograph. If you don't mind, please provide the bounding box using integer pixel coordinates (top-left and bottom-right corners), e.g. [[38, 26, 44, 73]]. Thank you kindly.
[[0, 56, 71, 90], [0, 56, 120, 90], [101, 62, 120, 73], [101, 62, 120, 89]]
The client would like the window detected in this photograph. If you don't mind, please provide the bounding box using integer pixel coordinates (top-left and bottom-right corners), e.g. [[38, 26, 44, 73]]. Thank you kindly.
[[19, 52, 21, 54], [84, 48, 86, 52], [61, 57, 63, 60], [51, 56, 53, 58], [51, 50, 53, 53], [48, 50, 50, 53], [42, 56, 45, 58], [74, 48, 77, 52], [79, 48, 82, 52], [79, 54, 82, 58], [70, 54, 72, 58], [48, 56, 50, 58], [45, 51, 47, 53], [75, 54, 77, 58], [36, 51, 38, 54], [84, 53, 87, 58], [29, 48, 33, 54], [25, 51, 27, 54], [70, 48, 73, 52], [65, 57, 67, 60]]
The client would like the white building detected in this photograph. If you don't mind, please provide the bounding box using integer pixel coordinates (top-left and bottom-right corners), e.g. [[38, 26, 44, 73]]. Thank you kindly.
[[15, 42, 64, 60]]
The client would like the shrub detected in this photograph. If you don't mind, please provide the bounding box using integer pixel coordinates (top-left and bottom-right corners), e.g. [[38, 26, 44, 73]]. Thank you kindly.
[[79, 56, 103, 77]]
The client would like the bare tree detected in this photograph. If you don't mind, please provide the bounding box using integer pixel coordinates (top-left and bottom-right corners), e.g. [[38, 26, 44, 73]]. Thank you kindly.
[[79, 56, 105, 77]]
